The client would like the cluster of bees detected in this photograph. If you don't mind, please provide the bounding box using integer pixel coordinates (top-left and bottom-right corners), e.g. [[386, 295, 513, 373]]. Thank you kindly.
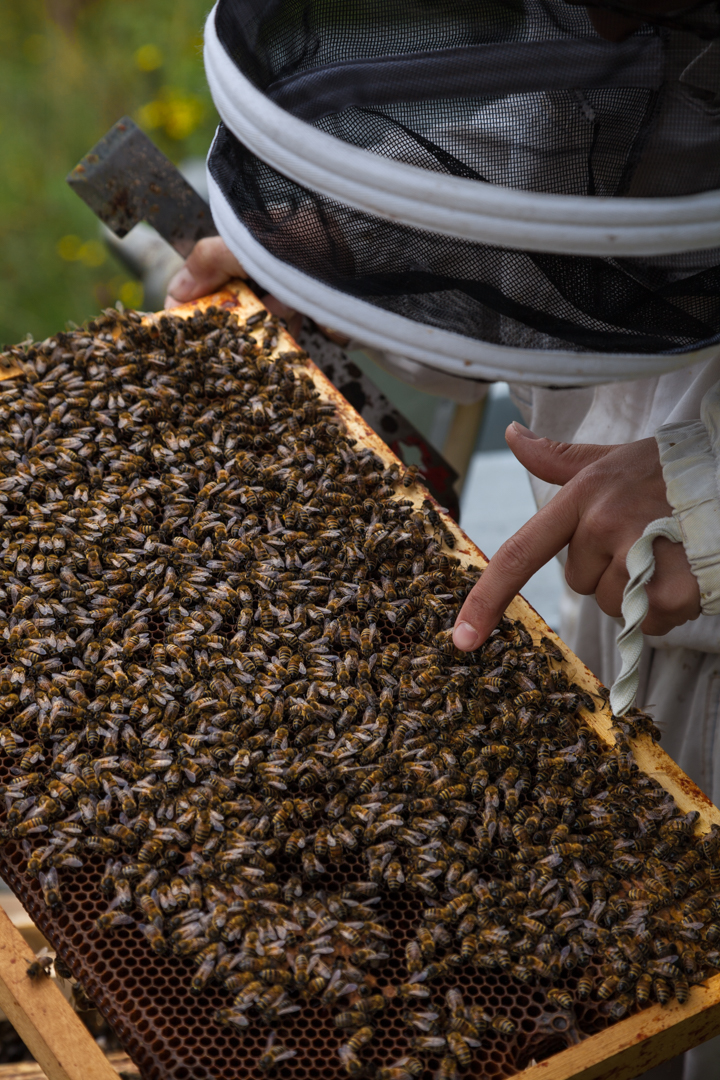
[[0, 303, 719, 1080]]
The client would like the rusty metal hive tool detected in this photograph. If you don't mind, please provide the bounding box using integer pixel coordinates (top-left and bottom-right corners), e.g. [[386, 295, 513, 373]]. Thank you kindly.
[[67, 117, 461, 517], [67, 116, 217, 257]]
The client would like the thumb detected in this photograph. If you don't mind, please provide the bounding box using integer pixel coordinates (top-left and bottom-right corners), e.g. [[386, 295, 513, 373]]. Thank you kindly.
[[506, 422, 616, 486], [165, 236, 246, 307]]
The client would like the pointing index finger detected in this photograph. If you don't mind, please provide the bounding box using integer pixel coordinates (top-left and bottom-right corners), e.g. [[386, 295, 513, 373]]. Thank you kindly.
[[453, 485, 582, 650]]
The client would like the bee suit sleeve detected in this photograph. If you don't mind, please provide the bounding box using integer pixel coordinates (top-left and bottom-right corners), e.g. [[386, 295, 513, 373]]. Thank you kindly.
[[656, 380, 720, 617]]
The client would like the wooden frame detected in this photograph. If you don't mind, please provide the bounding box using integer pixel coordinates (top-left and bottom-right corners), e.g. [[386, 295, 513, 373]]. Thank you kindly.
[[0, 905, 121, 1080], [2, 280, 720, 1079]]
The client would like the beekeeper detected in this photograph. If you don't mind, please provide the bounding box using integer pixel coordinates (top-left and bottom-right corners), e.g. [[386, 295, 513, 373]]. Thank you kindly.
[[168, 2, 720, 1071]]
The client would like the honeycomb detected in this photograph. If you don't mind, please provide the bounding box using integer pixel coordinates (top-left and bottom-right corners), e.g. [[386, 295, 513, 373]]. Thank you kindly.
[[0, 293, 716, 1080], [0, 836, 613, 1080]]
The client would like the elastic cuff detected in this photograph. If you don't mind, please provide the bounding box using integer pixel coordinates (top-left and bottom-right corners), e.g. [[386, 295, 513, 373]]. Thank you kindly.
[[656, 419, 720, 615]]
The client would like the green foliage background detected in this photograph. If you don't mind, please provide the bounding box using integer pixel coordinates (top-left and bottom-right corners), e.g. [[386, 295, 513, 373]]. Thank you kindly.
[[0, 0, 218, 348]]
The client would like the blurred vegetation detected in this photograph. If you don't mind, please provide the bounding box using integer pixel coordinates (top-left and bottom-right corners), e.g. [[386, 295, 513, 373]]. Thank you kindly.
[[0, 0, 218, 348]]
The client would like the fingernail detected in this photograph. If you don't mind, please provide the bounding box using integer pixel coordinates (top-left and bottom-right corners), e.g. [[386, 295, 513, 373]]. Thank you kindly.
[[510, 422, 540, 440], [166, 267, 197, 300], [453, 621, 480, 651]]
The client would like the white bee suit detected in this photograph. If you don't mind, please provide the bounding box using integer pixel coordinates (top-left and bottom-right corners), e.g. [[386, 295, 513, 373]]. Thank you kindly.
[[510, 357, 720, 1080]]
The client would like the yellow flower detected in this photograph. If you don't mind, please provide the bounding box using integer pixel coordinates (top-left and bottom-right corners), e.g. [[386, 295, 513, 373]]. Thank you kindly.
[[78, 240, 106, 268], [135, 44, 163, 72], [163, 95, 204, 140], [57, 236, 106, 266], [119, 281, 144, 310], [136, 100, 166, 130], [56, 235, 82, 261], [136, 88, 204, 141]]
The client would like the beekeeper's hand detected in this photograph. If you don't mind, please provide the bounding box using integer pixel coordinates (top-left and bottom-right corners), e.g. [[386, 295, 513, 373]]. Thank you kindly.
[[164, 235, 350, 344], [164, 236, 304, 337], [453, 425, 701, 650]]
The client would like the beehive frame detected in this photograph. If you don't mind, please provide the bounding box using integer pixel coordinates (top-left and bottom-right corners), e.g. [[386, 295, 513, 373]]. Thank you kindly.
[[0, 279, 719, 1080]]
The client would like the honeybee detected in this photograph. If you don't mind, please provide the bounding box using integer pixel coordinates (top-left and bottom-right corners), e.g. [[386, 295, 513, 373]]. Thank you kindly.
[[417, 927, 435, 959], [435, 1058, 458, 1080], [412, 1036, 446, 1053], [597, 976, 620, 1001], [139, 922, 167, 955], [403, 1008, 439, 1034], [96, 909, 135, 933], [490, 1015, 516, 1037], [360, 628, 376, 657], [38, 868, 61, 909], [338, 1047, 363, 1076], [398, 980, 431, 1001], [215, 1007, 250, 1032], [607, 993, 633, 1020], [404, 940, 423, 974], [345, 1026, 374, 1053], [26, 955, 53, 979], [343, 881, 380, 900], [447, 1032, 475, 1067], [377, 1058, 423, 1080], [192, 945, 222, 994], [649, 961, 681, 980], [635, 973, 653, 1005], [547, 988, 573, 1011]]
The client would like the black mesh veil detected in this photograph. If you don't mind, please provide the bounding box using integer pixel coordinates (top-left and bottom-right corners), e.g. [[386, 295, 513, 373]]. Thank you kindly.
[[205, 0, 720, 377]]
